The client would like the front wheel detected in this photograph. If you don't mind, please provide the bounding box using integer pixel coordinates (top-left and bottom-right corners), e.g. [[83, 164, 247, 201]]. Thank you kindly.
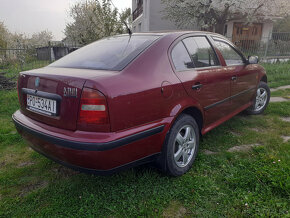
[[159, 114, 199, 176], [246, 81, 270, 115]]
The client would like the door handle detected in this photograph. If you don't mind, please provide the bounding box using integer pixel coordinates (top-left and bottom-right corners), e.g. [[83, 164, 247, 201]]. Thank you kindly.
[[231, 76, 237, 81], [192, 83, 203, 90]]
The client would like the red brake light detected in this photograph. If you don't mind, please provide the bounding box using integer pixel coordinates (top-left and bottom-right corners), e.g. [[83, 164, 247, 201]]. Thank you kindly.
[[77, 88, 109, 127]]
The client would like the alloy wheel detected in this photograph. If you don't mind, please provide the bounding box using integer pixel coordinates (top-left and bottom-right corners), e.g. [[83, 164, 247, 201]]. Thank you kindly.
[[173, 125, 196, 168], [254, 87, 268, 112]]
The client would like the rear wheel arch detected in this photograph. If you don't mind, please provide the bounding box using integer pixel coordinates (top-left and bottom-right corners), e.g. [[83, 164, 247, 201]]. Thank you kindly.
[[158, 112, 201, 176], [156, 105, 203, 174], [260, 75, 267, 83], [180, 107, 203, 134]]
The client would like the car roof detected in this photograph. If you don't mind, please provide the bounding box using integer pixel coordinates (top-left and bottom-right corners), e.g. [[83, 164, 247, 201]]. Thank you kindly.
[[118, 31, 225, 39]]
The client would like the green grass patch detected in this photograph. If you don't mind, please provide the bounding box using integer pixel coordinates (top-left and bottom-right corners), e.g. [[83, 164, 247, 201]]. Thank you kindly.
[[1, 60, 49, 80], [262, 62, 290, 88], [0, 89, 290, 217], [271, 88, 290, 98]]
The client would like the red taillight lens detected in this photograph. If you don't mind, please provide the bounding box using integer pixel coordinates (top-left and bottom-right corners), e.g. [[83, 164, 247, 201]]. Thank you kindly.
[[77, 88, 109, 126]]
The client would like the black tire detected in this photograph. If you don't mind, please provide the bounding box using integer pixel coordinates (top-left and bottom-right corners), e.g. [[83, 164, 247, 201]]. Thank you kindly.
[[158, 114, 199, 176], [246, 81, 270, 115]]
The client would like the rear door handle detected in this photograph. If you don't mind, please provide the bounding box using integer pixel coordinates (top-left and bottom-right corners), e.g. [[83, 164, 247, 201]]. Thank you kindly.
[[192, 83, 203, 90], [231, 76, 237, 81]]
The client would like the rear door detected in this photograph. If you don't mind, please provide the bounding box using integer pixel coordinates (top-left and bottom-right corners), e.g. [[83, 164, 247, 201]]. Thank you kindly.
[[170, 35, 232, 126], [212, 37, 257, 111]]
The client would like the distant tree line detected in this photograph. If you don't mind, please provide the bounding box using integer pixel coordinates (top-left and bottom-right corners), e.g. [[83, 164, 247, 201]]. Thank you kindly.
[[0, 22, 53, 49]]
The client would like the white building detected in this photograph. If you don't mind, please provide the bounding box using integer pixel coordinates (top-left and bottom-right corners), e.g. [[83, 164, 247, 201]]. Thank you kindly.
[[132, 0, 274, 45], [132, 0, 179, 32]]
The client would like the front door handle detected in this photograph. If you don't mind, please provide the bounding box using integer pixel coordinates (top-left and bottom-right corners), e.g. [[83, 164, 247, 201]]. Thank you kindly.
[[231, 76, 237, 81], [192, 83, 203, 90]]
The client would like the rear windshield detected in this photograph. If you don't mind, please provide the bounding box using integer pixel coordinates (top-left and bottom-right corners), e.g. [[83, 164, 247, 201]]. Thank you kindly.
[[48, 35, 160, 71]]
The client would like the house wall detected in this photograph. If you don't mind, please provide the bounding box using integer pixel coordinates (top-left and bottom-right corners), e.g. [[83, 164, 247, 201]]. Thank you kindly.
[[132, 0, 150, 32], [261, 22, 273, 42], [132, 0, 182, 32], [148, 0, 178, 31], [225, 21, 234, 39]]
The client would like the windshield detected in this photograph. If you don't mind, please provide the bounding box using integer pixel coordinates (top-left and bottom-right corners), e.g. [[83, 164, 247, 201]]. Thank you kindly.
[[49, 35, 160, 71]]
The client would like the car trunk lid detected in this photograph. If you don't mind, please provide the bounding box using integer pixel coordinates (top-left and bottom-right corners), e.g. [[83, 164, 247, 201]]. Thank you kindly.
[[18, 67, 115, 131]]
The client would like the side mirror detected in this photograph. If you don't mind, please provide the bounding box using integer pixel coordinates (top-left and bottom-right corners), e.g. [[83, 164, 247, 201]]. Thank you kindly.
[[248, 56, 259, 64]]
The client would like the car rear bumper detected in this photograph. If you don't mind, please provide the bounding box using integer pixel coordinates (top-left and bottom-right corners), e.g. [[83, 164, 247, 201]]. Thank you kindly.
[[12, 110, 172, 173]]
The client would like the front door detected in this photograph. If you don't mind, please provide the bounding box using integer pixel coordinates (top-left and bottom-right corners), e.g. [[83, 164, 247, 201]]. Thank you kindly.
[[212, 38, 258, 110]]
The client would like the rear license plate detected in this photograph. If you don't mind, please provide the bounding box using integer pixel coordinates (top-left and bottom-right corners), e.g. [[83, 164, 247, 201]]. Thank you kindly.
[[27, 94, 57, 116]]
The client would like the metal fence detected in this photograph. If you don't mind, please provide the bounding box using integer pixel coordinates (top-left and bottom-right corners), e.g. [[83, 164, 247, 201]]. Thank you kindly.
[[0, 41, 82, 89], [228, 32, 290, 60]]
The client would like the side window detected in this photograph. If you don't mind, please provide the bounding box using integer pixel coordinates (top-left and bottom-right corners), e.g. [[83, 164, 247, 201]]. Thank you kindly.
[[183, 36, 219, 68], [214, 40, 244, 66], [171, 42, 194, 71]]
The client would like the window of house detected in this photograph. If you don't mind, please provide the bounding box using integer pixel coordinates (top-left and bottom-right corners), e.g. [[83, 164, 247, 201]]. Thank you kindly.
[[213, 40, 245, 66], [182, 36, 219, 68], [171, 42, 193, 71], [137, 0, 143, 7]]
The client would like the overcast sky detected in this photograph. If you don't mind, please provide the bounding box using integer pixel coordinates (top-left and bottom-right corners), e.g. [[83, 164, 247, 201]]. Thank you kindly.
[[0, 0, 131, 40]]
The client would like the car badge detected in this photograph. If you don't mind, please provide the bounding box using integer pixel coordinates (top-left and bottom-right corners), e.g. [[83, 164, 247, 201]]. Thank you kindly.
[[64, 87, 78, 97], [35, 77, 40, 87]]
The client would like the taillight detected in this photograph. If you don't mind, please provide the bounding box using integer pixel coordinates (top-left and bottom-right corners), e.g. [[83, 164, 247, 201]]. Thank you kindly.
[[77, 88, 109, 131]]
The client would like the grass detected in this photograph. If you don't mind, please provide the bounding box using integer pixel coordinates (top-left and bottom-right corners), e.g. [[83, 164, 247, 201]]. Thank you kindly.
[[0, 60, 50, 80], [0, 93, 290, 217], [0, 62, 289, 216], [261, 62, 290, 88], [271, 88, 290, 99]]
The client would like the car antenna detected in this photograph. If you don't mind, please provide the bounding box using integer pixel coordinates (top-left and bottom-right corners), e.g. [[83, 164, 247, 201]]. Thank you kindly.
[[109, 0, 132, 37]]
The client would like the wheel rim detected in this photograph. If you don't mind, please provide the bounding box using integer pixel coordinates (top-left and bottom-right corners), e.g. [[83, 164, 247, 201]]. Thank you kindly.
[[254, 87, 268, 112], [173, 125, 196, 168]]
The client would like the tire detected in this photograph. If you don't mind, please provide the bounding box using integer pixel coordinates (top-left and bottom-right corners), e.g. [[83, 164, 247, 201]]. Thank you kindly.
[[246, 81, 270, 115], [158, 114, 199, 176]]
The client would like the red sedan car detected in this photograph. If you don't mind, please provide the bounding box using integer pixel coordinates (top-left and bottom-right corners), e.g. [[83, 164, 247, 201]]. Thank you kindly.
[[13, 31, 270, 176]]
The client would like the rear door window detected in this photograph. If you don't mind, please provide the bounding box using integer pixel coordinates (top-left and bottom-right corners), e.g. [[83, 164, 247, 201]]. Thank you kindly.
[[171, 42, 194, 71], [49, 35, 160, 71], [183, 36, 220, 68]]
